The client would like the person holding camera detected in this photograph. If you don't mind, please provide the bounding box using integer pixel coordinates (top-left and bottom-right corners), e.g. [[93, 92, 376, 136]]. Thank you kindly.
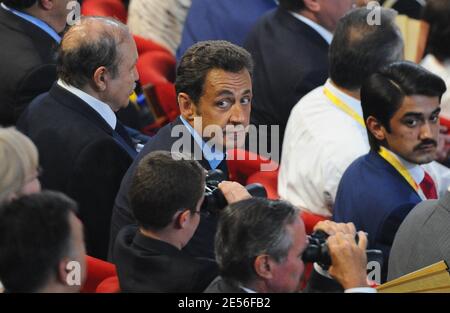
[[113, 151, 251, 292], [109, 40, 254, 260], [205, 198, 374, 293]]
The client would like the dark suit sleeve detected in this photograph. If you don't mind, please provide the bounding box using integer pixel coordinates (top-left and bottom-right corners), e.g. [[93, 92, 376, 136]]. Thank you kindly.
[[13, 64, 56, 123], [67, 138, 132, 259]]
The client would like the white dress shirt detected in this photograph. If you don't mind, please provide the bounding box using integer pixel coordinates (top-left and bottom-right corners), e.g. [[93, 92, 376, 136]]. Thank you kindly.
[[57, 79, 117, 130], [279, 80, 370, 216], [421, 54, 450, 118], [290, 12, 333, 45]]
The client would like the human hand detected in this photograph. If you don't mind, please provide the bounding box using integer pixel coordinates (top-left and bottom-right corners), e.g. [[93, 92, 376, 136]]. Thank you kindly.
[[327, 231, 368, 290], [218, 181, 251, 204], [313, 220, 357, 236]]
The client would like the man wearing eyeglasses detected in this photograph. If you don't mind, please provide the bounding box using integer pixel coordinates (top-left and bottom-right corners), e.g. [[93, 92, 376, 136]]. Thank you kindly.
[[112, 151, 250, 292]]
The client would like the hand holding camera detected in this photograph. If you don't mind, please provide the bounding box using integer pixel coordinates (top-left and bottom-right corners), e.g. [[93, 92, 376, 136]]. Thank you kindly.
[[327, 231, 369, 289], [302, 221, 382, 289]]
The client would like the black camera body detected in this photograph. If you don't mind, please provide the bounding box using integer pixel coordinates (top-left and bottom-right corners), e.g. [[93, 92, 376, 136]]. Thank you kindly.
[[302, 230, 383, 270], [200, 169, 268, 214], [302, 230, 333, 269]]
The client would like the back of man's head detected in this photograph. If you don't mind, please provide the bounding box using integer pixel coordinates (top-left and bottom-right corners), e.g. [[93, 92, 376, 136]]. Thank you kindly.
[[329, 7, 403, 91], [215, 198, 300, 286], [361, 61, 447, 151], [0, 191, 84, 293], [57, 16, 130, 89], [423, 0, 450, 61], [175, 40, 253, 105], [1, 0, 37, 10], [129, 151, 205, 231]]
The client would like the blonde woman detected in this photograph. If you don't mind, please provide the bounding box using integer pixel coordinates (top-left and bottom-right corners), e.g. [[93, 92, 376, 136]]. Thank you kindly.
[[0, 127, 41, 203]]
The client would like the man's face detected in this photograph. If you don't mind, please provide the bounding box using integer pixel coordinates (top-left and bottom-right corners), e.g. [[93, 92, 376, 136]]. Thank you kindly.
[[105, 35, 139, 112], [267, 218, 308, 293], [193, 69, 252, 151], [381, 95, 441, 164], [317, 0, 355, 32]]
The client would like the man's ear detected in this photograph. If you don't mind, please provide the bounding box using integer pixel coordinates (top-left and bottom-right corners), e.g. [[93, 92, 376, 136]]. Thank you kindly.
[[175, 209, 191, 229], [254, 255, 273, 279], [366, 116, 387, 141], [92, 66, 108, 92], [57, 258, 69, 286], [39, 0, 53, 10], [303, 0, 321, 13], [178, 93, 197, 122]]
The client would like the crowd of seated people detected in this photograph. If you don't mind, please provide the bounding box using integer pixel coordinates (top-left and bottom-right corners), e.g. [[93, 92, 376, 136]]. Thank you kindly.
[[1, 0, 450, 294]]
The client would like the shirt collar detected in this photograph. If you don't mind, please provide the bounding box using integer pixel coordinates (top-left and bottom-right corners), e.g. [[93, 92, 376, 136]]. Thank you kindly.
[[382, 147, 425, 185], [290, 11, 333, 45], [324, 79, 362, 116], [57, 79, 117, 130], [1, 3, 61, 43], [179, 116, 225, 169]]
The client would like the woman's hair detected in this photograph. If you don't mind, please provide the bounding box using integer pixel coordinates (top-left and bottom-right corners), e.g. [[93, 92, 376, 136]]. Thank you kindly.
[[0, 127, 38, 202]]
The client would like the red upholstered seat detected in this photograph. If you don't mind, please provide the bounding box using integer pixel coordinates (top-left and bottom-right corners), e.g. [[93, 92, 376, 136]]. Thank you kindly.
[[80, 255, 117, 293], [226, 149, 279, 199], [300, 211, 329, 235], [96, 276, 120, 293], [81, 0, 128, 23]]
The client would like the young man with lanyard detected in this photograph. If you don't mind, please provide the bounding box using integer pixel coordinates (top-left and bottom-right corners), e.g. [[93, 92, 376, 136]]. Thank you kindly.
[[333, 61, 450, 281], [279, 7, 404, 218]]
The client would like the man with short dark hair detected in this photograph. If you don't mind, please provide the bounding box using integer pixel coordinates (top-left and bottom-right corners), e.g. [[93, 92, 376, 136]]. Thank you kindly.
[[110, 40, 254, 260], [205, 198, 373, 293], [333, 61, 450, 280], [0, 0, 71, 126], [18, 16, 140, 259], [113, 151, 249, 292], [0, 190, 86, 293], [279, 7, 404, 217], [245, 0, 361, 155]]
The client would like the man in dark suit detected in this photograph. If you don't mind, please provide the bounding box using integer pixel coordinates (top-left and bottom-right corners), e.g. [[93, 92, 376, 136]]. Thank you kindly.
[[244, 0, 356, 154], [114, 151, 250, 292], [109, 40, 254, 260], [205, 198, 374, 293], [18, 16, 140, 260], [333, 61, 450, 280], [0, 0, 70, 126]]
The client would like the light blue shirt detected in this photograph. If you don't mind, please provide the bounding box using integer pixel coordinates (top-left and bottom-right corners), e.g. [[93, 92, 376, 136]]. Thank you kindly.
[[1, 3, 61, 43], [179, 116, 225, 170], [290, 12, 333, 45]]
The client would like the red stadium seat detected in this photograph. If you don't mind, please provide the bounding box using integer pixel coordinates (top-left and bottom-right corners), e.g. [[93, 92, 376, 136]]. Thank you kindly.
[[137, 51, 178, 134], [81, 0, 128, 23], [133, 35, 171, 56], [226, 149, 280, 199], [80, 255, 117, 293], [300, 211, 329, 235], [96, 276, 120, 293]]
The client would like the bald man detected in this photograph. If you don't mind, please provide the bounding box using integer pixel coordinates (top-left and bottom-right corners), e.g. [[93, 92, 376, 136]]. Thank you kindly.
[[18, 16, 140, 260]]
